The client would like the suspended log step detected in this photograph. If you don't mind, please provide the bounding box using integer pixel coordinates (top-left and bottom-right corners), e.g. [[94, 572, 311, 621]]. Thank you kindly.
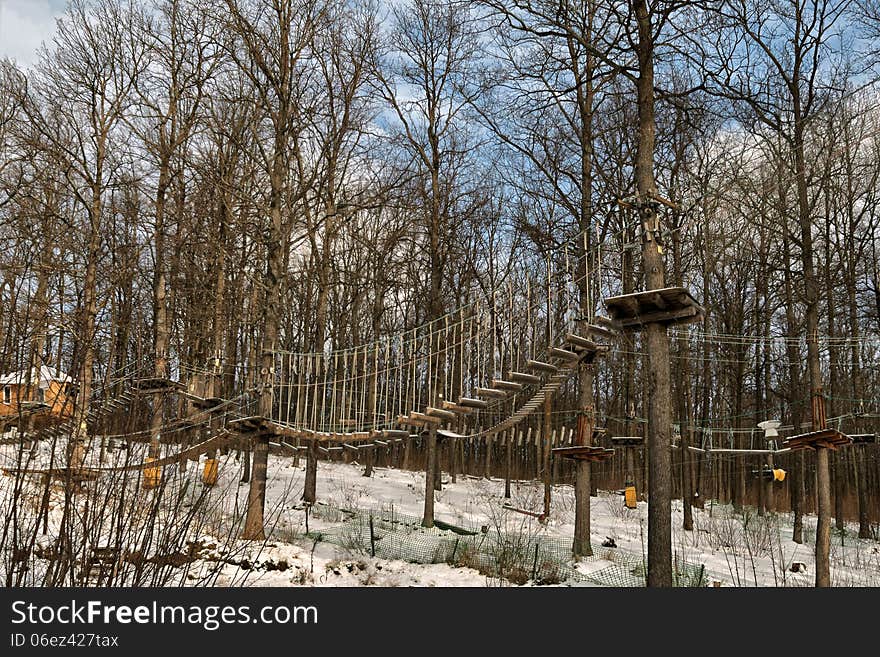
[[587, 318, 618, 338], [411, 411, 442, 425], [783, 428, 851, 451], [475, 387, 508, 399], [381, 429, 411, 440], [564, 333, 597, 351], [611, 436, 644, 447], [527, 360, 558, 373], [492, 379, 523, 392], [603, 287, 706, 330], [548, 347, 580, 361], [426, 406, 457, 421], [509, 371, 541, 385], [436, 429, 466, 440], [227, 415, 271, 433], [186, 394, 226, 410], [552, 445, 615, 462], [396, 414, 426, 428], [441, 401, 473, 414], [458, 397, 488, 409]]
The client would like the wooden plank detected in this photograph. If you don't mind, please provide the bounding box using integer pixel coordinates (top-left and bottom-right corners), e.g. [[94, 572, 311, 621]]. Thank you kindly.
[[615, 305, 699, 328], [458, 397, 488, 409], [441, 401, 473, 414], [475, 387, 508, 399], [551, 445, 615, 462], [527, 360, 558, 373], [396, 415, 425, 428], [492, 379, 523, 392], [426, 406, 457, 421], [382, 429, 411, 439], [509, 371, 541, 385], [548, 347, 580, 360], [564, 333, 597, 350], [411, 411, 442, 425]]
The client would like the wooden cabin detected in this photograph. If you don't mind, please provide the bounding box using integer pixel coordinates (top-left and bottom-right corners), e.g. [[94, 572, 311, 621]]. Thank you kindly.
[[0, 365, 74, 420]]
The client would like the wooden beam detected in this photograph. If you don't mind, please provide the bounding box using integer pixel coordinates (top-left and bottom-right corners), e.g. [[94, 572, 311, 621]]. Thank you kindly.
[[426, 406, 457, 421], [616, 305, 699, 328], [509, 371, 541, 385], [475, 387, 508, 399]]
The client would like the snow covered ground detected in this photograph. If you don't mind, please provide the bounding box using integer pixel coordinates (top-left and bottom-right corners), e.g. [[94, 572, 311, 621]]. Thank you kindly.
[[221, 451, 880, 587], [2, 436, 879, 587]]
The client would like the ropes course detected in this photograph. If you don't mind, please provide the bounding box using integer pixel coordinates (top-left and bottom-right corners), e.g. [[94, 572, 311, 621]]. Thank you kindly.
[[2, 216, 876, 522]]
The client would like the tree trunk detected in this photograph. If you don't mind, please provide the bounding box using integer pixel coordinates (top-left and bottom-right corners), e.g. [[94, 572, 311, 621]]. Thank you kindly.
[[422, 429, 436, 528], [573, 355, 593, 557], [634, 0, 673, 587]]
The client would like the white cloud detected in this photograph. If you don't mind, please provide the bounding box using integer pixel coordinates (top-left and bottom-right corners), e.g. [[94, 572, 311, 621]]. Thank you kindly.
[[0, 0, 66, 68]]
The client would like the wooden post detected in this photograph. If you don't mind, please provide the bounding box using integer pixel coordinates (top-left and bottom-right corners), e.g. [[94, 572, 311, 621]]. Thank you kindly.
[[362, 445, 374, 478], [543, 395, 552, 517], [434, 435, 442, 491], [504, 430, 512, 498], [303, 439, 318, 503], [573, 356, 594, 558], [422, 429, 436, 528], [813, 390, 831, 587]]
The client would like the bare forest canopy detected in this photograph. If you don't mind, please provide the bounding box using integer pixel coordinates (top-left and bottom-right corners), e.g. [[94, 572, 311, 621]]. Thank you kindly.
[[1, 0, 880, 440]]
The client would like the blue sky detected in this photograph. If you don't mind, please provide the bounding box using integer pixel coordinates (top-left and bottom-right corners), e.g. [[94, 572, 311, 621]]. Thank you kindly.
[[0, 0, 68, 66]]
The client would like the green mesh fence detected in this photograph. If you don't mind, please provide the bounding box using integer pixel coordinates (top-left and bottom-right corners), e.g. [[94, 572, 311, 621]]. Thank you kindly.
[[277, 503, 707, 587]]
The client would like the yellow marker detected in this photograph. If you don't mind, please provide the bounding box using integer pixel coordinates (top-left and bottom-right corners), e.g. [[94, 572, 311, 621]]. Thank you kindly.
[[625, 485, 638, 509], [143, 456, 161, 489], [773, 468, 786, 482], [202, 458, 219, 486]]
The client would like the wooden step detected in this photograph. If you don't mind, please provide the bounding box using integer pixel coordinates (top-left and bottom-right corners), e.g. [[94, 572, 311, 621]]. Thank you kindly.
[[411, 411, 442, 425], [426, 406, 457, 421], [564, 333, 597, 351], [509, 371, 541, 385], [548, 346, 581, 360], [396, 414, 425, 428], [382, 429, 410, 440], [527, 360, 558, 373], [492, 379, 523, 392], [475, 387, 508, 399], [441, 401, 473, 414], [587, 319, 617, 339], [458, 397, 488, 409]]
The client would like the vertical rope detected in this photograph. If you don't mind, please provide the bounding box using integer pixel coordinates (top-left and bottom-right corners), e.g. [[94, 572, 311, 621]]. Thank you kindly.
[[595, 224, 601, 323], [330, 352, 339, 432], [311, 354, 319, 433], [372, 342, 379, 425]]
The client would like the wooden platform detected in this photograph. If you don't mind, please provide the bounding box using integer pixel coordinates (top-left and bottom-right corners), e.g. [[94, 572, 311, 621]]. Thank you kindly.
[[551, 445, 615, 462], [603, 287, 705, 330], [227, 415, 273, 433], [188, 396, 226, 410], [131, 377, 185, 394], [437, 429, 466, 440], [782, 428, 852, 451], [611, 436, 644, 447]]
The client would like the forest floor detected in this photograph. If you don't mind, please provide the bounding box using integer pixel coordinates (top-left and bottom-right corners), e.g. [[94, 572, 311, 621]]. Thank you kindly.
[[2, 436, 879, 587]]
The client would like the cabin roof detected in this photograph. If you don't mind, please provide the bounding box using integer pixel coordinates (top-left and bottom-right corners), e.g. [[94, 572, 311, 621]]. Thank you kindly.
[[0, 365, 71, 388]]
